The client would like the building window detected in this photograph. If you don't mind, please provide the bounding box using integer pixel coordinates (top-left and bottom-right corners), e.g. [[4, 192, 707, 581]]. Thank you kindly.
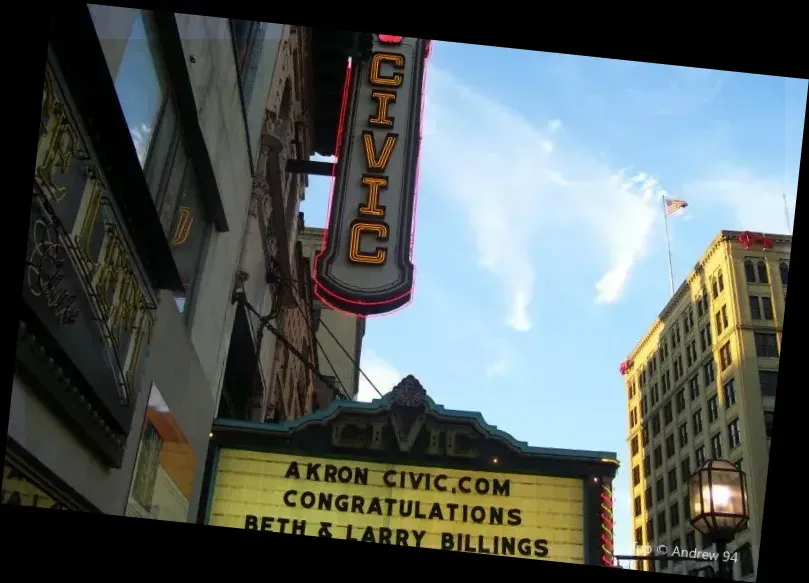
[[761, 296, 774, 320], [646, 519, 654, 542], [653, 445, 663, 468], [695, 445, 706, 467], [757, 260, 769, 284], [671, 324, 681, 348], [668, 468, 677, 491], [759, 370, 778, 397], [699, 324, 712, 352], [728, 419, 741, 449], [645, 486, 653, 508], [165, 162, 212, 314], [696, 296, 704, 317], [749, 295, 761, 320], [642, 423, 650, 445], [703, 360, 715, 386], [631, 436, 639, 456], [632, 465, 641, 486], [635, 527, 643, 547], [686, 341, 698, 367], [754, 332, 779, 358], [657, 510, 667, 536], [641, 395, 648, 417], [676, 389, 686, 413], [230, 20, 268, 108], [744, 260, 756, 283], [718, 270, 724, 292], [684, 307, 694, 333], [662, 339, 669, 360], [685, 530, 696, 550], [652, 414, 661, 437], [656, 477, 665, 502], [719, 342, 732, 371], [102, 9, 168, 167], [661, 371, 669, 394], [710, 433, 723, 459], [663, 402, 674, 425], [131, 420, 163, 510], [673, 356, 683, 381], [678, 423, 689, 448], [738, 543, 755, 577], [652, 382, 661, 404], [634, 496, 642, 517], [644, 455, 651, 476], [723, 378, 736, 407], [680, 457, 690, 484], [665, 434, 675, 459], [689, 375, 700, 401], [693, 409, 703, 435], [711, 276, 719, 299], [764, 410, 774, 439], [707, 395, 719, 423], [780, 262, 789, 286], [670, 500, 680, 528]]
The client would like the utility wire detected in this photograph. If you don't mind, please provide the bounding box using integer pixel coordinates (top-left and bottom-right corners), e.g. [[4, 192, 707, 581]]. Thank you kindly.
[[235, 291, 346, 400], [274, 270, 358, 400], [276, 268, 383, 398]]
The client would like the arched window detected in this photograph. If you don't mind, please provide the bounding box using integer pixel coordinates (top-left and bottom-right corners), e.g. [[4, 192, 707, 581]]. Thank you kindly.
[[757, 261, 769, 284], [744, 260, 756, 283], [780, 262, 789, 286]]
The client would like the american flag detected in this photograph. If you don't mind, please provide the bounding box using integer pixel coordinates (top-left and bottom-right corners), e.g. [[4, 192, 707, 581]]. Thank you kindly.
[[664, 198, 688, 216]]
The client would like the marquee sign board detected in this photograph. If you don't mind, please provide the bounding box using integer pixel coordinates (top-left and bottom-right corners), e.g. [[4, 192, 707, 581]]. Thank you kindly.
[[314, 36, 429, 316], [202, 376, 619, 565]]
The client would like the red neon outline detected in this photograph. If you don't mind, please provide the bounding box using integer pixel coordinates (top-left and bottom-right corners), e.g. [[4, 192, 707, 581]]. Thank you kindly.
[[312, 39, 433, 319], [378, 35, 404, 44]]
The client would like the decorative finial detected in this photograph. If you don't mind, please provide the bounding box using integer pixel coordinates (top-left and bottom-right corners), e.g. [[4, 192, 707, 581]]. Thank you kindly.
[[391, 375, 427, 407]]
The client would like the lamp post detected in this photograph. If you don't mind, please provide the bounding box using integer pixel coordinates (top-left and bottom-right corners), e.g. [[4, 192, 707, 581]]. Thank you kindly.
[[688, 459, 750, 580]]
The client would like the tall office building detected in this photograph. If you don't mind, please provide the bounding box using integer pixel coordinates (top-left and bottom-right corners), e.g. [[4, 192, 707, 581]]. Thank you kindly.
[[623, 230, 788, 581]]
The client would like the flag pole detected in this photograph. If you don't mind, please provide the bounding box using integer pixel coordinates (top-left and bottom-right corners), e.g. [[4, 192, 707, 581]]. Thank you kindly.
[[783, 193, 792, 235], [662, 196, 675, 296]]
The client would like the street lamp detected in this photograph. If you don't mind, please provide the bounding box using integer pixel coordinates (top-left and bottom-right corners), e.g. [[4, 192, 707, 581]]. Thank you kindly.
[[689, 459, 749, 580]]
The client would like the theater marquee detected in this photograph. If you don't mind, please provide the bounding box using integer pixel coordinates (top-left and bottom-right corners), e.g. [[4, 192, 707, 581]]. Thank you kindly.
[[202, 376, 619, 565], [314, 35, 430, 316]]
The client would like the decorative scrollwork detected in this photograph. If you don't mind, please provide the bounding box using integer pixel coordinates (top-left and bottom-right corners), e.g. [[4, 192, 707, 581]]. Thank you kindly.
[[391, 375, 427, 407]]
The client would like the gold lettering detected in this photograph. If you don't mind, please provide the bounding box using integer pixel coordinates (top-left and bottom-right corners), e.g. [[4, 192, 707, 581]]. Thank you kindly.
[[35, 102, 79, 203], [331, 421, 370, 449], [41, 71, 55, 138], [370, 52, 405, 87], [72, 167, 105, 261], [446, 428, 478, 459], [359, 176, 387, 217], [369, 91, 396, 127], [362, 131, 397, 172], [124, 309, 154, 391], [348, 222, 388, 265], [389, 412, 426, 452], [171, 207, 194, 246], [108, 268, 141, 345]]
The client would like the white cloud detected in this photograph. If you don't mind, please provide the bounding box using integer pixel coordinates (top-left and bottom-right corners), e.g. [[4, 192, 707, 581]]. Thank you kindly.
[[485, 355, 510, 377], [683, 169, 797, 235], [356, 350, 402, 403], [129, 123, 153, 165], [421, 67, 670, 326]]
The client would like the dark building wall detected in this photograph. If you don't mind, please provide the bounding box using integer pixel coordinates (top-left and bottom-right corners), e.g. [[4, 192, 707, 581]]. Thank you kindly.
[[10, 6, 284, 518]]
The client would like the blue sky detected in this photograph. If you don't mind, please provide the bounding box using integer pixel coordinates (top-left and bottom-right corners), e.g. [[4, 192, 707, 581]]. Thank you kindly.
[[301, 44, 806, 559]]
